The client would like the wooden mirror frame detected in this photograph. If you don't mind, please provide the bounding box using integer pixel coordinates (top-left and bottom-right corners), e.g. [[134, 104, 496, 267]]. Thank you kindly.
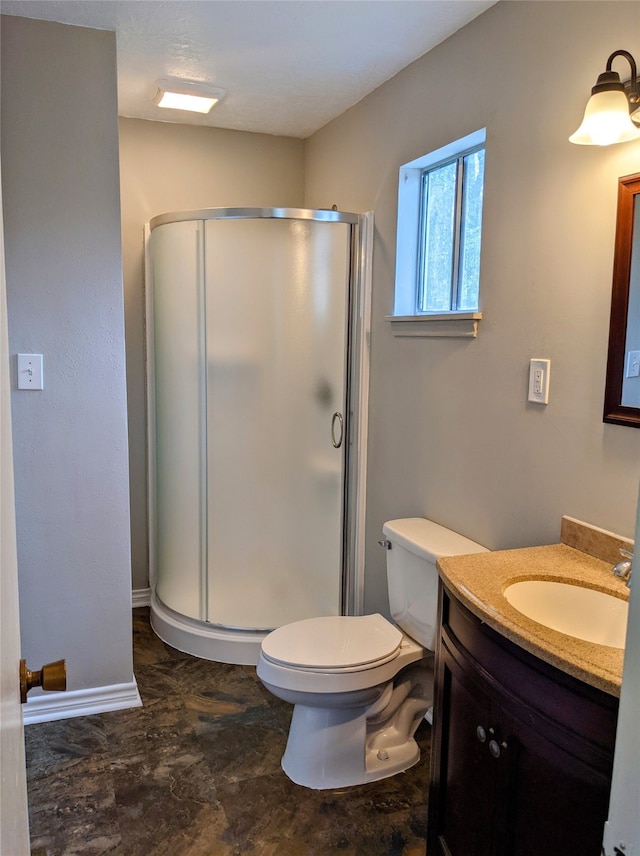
[[603, 172, 640, 427]]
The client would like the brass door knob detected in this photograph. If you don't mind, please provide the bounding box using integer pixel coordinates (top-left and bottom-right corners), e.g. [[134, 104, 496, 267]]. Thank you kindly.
[[20, 658, 66, 704]]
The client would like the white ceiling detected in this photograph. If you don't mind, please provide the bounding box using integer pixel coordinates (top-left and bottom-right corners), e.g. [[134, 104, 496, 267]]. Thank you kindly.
[[0, 0, 497, 138]]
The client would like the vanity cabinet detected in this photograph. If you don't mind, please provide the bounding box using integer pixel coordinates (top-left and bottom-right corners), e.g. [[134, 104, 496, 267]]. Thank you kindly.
[[428, 584, 619, 856]]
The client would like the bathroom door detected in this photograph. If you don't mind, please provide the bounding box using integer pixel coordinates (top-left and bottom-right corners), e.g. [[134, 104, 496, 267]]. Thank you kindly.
[[204, 217, 351, 630], [0, 184, 30, 853]]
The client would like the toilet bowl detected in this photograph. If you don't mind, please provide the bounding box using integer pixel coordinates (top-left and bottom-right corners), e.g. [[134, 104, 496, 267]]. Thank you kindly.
[[258, 613, 432, 789], [257, 518, 488, 790]]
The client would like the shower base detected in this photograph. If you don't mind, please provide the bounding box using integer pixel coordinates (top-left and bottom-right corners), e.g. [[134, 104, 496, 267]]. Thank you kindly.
[[150, 592, 268, 666]]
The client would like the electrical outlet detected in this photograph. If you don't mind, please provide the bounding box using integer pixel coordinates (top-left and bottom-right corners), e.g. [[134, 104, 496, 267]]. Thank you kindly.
[[528, 358, 550, 405], [625, 350, 640, 378]]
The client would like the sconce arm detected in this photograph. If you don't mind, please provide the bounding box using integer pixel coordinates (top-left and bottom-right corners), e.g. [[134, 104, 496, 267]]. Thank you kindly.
[[605, 50, 640, 105]]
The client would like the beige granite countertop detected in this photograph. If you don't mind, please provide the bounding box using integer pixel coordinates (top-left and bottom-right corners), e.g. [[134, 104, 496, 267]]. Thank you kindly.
[[437, 542, 629, 697]]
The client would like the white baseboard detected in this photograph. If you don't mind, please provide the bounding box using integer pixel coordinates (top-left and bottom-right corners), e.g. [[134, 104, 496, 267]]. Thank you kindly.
[[23, 680, 142, 725], [132, 587, 151, 608]]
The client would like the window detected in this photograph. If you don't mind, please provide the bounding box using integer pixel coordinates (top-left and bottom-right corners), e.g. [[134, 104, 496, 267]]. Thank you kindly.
[[392, 129, 486, 336]]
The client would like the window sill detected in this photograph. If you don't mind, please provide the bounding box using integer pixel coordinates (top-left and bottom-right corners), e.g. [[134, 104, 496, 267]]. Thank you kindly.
[[385, 312, 482, 338]]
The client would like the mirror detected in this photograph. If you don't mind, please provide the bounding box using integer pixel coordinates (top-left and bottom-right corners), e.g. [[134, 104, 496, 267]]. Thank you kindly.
[[604, 173, 640, 427]]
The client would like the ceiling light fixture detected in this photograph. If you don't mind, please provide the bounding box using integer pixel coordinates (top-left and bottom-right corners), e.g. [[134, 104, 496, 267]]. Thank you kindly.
[[153, 80, 227, 115], [570, 50, 640, 146]]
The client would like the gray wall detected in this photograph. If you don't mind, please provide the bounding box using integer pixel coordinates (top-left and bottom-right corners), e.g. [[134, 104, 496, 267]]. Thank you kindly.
[[118, 118, 305, 591], [1, 16, 133, 691], [304, 0, 640, 614]]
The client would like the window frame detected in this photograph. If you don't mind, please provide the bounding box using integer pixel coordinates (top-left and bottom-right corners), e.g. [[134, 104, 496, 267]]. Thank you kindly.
[[391, 129, 486, 338]]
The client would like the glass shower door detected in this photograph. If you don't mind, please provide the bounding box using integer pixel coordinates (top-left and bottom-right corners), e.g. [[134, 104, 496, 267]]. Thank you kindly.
[[204, 217, 351, 630], [152, 219, 206, 622]]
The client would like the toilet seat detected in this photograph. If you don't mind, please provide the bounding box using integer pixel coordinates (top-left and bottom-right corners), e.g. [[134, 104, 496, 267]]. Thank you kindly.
[[261, 614, 403, 673]]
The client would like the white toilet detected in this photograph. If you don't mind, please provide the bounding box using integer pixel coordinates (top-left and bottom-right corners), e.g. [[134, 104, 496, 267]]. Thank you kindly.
[[257, 517, 488, 789]]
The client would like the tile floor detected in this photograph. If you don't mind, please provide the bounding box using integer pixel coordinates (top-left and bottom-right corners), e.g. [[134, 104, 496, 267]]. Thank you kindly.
[[25, 609, 430, 855]]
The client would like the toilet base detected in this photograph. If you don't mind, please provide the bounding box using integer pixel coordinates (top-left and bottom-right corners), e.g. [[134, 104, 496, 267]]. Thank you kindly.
[[280, 664, 433, 790], [282, 712, 422, 789]]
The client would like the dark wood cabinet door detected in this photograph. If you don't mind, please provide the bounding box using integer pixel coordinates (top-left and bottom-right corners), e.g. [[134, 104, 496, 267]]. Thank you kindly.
[[500, 701, 613, 856], [431, 640, 498, 856]]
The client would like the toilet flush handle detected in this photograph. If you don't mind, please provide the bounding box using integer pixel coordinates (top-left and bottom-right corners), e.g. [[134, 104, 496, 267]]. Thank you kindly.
[[378, 539, 392, 549]]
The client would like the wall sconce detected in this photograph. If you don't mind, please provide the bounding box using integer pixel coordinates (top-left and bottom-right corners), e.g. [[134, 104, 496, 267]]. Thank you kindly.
[[570, 50, 640, 146], [153, 79, 227, 115]]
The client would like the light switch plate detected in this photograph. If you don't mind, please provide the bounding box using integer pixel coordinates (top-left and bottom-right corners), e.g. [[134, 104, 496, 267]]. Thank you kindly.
[[17, 354, 44, 390]]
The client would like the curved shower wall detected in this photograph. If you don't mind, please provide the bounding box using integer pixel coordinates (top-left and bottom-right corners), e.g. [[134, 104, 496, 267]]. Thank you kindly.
[[147, 208, 365, 664]]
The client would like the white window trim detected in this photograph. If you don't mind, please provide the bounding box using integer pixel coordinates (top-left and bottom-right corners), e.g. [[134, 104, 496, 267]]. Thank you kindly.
[[385, 311, 482, 338], [391, 128, 486, 337]]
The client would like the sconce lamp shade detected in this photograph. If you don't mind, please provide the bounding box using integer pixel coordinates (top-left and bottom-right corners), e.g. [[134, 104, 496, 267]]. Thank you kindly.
[[153, 80, 227, 114], [570, 88, 640, 146], [569, 51, 640, 146]]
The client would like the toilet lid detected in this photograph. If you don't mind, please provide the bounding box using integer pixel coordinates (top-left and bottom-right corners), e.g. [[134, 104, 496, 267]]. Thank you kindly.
[[261, 614, 403, 671]]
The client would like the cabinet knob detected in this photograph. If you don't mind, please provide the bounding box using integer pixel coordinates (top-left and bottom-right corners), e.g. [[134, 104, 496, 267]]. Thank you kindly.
[[489, 738, 508, 759], [476, 725, 487, 743]]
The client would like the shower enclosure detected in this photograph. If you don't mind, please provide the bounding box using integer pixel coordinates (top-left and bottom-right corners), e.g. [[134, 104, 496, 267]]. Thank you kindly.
[[147, 208, 371, 664]]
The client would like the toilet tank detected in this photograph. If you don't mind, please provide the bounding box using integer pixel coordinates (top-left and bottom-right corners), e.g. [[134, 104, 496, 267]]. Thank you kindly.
[[382, 518, 488, 650]]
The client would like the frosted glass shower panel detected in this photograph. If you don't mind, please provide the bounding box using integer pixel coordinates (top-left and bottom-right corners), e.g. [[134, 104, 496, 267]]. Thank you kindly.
[[151, 221, 206, 620], [204, 218, 351, 629]]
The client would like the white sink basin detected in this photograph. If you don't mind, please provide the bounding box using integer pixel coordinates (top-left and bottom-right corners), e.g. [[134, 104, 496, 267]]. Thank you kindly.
[[503, 580, 628, 648]]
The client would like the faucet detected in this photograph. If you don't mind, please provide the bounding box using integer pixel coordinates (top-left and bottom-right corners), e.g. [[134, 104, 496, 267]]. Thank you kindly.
[[612, 548, 633, 588]]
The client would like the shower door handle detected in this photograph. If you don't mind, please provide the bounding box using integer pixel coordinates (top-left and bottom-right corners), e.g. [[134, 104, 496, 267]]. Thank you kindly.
[[331, 412, 344, 449]]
